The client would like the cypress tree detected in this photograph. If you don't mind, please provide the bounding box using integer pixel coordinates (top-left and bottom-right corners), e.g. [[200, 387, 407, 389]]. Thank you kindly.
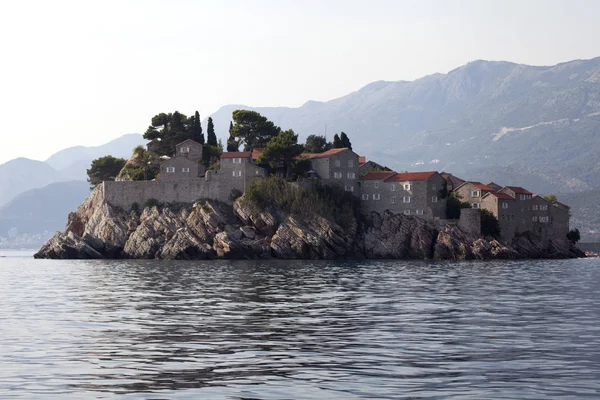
[[340, 131, 352, 149], [332, 133, 342, 148], [192, 111, 204, 144], [207, 117, 217, 146]]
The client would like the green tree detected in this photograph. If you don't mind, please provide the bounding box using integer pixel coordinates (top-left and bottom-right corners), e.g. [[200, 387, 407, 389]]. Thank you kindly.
[[190, 111, 204, 144], [87, 156, 127, 188], [230, 110, 281, 150], [143, 111, 191, 156], [543, 194, 558, 204], [446, 192, 471, 219], [340, 131, 352, 149], [567, 228, 581, 244], [480, 209, 501, 238], [332, 133, 342, 148], [206, 117, 218, 147], [258, 129, 304, 178], [304, 134, 330, 153]]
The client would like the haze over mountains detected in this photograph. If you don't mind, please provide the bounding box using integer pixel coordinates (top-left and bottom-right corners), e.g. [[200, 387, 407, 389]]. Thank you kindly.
[[2, 57, 600, 244], [210, 57, 600, 195]]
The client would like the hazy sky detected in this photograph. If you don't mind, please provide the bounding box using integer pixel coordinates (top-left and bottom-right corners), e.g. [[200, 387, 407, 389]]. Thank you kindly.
[[0, 0, 598, 164]]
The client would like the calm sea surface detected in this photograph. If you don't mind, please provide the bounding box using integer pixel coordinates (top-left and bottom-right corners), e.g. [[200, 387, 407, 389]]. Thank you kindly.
[[1, 251, 600, 399]]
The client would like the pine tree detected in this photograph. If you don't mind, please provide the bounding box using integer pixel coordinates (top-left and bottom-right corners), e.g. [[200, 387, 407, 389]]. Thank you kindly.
[[207, 117, 217, 146], [340, 131, 352, 149]]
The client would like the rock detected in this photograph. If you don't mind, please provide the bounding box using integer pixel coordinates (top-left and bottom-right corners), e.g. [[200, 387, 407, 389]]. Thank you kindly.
[[158, 228, 215, 260], [35, 231, 104, 259], [240, 226, 256, 240]]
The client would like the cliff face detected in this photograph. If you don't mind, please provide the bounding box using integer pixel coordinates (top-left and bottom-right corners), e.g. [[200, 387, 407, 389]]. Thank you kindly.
[[35, 188, 584, 260]]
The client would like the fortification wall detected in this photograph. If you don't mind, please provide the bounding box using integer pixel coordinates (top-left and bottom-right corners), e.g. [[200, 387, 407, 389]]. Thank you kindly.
[[102, 175, 220, 209], [458, 208, 481, 236]]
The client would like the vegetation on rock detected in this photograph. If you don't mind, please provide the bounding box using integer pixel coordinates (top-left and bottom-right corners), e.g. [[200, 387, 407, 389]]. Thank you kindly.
[[87, 156, 127, 188]]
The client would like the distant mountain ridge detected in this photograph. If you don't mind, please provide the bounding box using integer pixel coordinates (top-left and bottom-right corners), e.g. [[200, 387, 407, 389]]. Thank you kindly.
[[208, 57, 600, 194]]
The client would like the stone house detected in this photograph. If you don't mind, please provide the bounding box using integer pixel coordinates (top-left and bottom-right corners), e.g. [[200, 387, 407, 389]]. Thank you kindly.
[[305, 148, 360, 195], [498, 186, 533, 234], [440, 172, 465, 192], [360, 171, 446, 220], [454, 181, 495, 209], [550, 201, 570, 240], [219, 151, 267, 197], [358, 156, 386, 176], [159, 139, 205, 181], [481, 191, 518, 240]]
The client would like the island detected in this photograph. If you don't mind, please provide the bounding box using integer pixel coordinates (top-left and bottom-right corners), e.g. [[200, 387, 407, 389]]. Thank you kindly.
[[35, 110, 583, 260]]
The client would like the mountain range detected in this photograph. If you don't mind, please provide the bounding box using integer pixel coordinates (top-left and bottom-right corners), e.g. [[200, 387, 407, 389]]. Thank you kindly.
[[2, 57, 600, 243]]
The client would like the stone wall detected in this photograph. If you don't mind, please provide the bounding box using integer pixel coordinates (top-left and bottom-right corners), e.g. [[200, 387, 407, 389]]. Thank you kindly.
[[458, 208, 481, 236], [102, 177, 220, 210]]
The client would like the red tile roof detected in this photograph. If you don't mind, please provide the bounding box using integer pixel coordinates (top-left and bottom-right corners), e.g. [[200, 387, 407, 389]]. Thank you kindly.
[[505, 186, 533, 195], [457, 181, 494, 192], [360, 171, 397, 180], [306, 147, 350, 159], [384, 171, 438, 182], [220, 151, 251, 159]]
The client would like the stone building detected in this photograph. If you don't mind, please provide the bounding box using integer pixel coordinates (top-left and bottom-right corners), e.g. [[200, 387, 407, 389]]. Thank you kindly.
[[304, 148, 360, 195], [481, 191, 518, 240], [159, 139, 206, 181], [360, 171, 446, 220], [219, 151, 267, 197], [358, 156, 386, 176], [454, 181, 495, 209]]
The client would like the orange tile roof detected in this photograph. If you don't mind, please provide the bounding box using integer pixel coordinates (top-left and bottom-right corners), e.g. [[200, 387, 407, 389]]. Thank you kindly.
[[306, 147, 350, 159], [360, 171, 397, 180], [220, 151, 251, 159], [384, 171, 438, 182], [251, 148, 264, 161], [505, 186, 533, 195]]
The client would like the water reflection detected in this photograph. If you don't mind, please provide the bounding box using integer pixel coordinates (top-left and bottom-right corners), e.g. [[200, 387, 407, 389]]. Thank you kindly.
[[1, 258, 600, 399]]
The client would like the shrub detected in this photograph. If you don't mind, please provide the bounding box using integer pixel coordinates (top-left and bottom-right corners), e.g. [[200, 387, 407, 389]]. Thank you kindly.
[[229, 189, 243, 202], [144, 198, 161, 209], [446, 192, 471, 219], [245, 176, 359, 229], [567, 228, 580, 244], [480, 209, 501, 239]]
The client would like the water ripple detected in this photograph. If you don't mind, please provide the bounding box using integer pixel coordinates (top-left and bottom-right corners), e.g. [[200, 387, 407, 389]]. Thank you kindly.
[[1, 256, 600, 398]]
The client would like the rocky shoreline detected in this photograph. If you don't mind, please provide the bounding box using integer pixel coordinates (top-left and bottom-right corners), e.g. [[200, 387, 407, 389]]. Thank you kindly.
[[34, 186, 583, 260]]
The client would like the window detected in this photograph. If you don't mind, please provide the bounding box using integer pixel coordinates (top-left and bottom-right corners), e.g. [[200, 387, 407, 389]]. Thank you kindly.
[[502, 202, 509, 209], [373, 194, 381, 200], [403, 210, 410, 215], [391, 197, 396, 204], [333, 172, 342, 179], [180, 147, 190, 153], [432, 184, 437, 190], [348, 160, 354, 167], [471, 203, 480, 209], [335, 159, 341, 167], [403, 184, 411, 191], [403, 196, 411, 203], [232, 170, 242, 177], [540, 205, 548, 211], [416, 210, 424, 215], [471, 190, 480, 197], [361, 194, 369, 200], [532, 216, 538, 222], [166, 167, 175, 173], [232, 157, 243, 164], [431, 196, 438, 203], [374, 182, 380, 189], [532, 204, 539, 211], [182, 168, 190, 173], [540, 216, 549, 223], [390, 184, 396, 192], [344, 186, 354, 192], [255, 170, 260, 175], [347, 172, 356, 179]]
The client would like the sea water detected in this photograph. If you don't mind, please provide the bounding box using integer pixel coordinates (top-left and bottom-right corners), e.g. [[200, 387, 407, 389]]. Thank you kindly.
[[1, 253, 599, 399]]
